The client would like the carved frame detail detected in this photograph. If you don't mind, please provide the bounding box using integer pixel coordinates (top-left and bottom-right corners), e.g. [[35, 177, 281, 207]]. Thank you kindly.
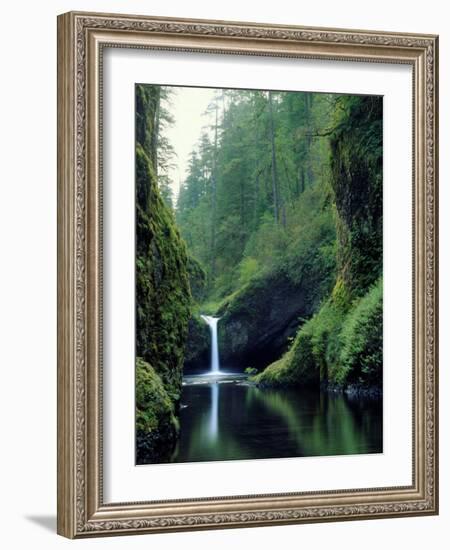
[[57, 11, 439, 538]]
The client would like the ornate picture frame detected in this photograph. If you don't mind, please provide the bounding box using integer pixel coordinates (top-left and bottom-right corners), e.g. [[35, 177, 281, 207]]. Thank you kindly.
[[57, 11, 439, 538]]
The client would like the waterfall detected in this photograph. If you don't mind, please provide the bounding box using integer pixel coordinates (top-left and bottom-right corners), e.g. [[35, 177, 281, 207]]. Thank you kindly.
[[201, 315, 221, 374]]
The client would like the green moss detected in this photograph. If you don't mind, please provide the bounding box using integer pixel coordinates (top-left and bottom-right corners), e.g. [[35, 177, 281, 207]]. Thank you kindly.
[[253, 324, 318, 387], [335, 278, 383, 387], [135, 358, 179, 463], [330, 96, 383, 297], [238, 257, 260, 287], [331, 276, 351, 310], [183, 313, 210, 370], [253, 296, 342, 387], [199, 299, 223, 315], [135, 84, 192, 462], [187, 255, 207, 302], [244, 367, 258, 376], [136, 358, 177, 432], [256, 278, 383, 389], [135, 86, 191, 388]]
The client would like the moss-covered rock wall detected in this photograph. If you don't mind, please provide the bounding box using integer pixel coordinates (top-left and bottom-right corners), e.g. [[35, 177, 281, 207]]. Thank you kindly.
[[135, 84, 191, 463], [331, 96, 383, 297], [216, 260, 335, 370], [183, 313, 210, 372]]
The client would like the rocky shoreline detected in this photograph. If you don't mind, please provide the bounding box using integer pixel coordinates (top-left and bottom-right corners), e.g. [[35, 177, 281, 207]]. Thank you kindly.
[[253, 377, 382, 399]]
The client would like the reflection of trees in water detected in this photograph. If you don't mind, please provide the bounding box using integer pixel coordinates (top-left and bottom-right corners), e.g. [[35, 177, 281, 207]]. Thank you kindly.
[[343, 393, 383, 451], [245, 387, 382, 457], [172, 383, 382, 463]]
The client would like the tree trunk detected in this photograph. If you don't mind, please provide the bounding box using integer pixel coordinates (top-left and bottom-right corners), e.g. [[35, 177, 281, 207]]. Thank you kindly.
[[210, 101, 219, 279], [305, 93, 313, 186], [268, 91, 279, 224], [154, 92, 161, 178], [253, 96, 260, 228]]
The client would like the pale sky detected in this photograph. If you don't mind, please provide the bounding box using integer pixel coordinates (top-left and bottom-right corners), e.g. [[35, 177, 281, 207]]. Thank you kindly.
[[162, 86, 216, 203]]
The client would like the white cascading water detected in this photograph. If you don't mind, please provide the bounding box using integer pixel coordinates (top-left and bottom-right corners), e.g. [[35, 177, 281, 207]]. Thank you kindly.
[[200, 315, 221, 374]]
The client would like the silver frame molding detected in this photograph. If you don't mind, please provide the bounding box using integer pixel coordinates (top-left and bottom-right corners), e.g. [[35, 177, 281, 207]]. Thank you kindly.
[[57, 11, 439, 538]]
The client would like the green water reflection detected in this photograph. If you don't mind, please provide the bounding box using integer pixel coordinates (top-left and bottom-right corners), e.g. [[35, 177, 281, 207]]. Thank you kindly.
[[172, 381, 382, 463]]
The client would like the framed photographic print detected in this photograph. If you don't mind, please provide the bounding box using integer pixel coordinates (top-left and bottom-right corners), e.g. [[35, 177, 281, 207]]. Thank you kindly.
[[57, 11, 439, 538]]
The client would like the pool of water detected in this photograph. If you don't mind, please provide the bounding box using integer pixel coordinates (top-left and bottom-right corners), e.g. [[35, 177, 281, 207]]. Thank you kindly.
[[171, 377, 382, 463]]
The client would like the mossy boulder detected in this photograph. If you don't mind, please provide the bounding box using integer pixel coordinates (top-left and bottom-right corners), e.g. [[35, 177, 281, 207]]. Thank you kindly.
[[252, 324, 318, 387], [253, 287, 344, 388], [135, 358, 179, 463]]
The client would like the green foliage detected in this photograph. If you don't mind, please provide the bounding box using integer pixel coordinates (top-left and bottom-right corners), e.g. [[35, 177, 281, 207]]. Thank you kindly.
[[209, 179, 337, 367], [197, 299, 223, 315], [335, 278, 383, 387], [255, 95, 383, 389], [256, 278, 383, 389], [244, 367, 258, 376], [331, 276, 351, 309], [252, 323, 318, 387], [240, 212, 288, 276], [216, 251, 336, 369], [176, 90, 337, 303], [187, 255, 207, 302], [136, 358, 178, 433], [238, 257, 260, 286], [254, 295, 340, 387], [135, 358, 180, 463], [183, 313, 210, 370]]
